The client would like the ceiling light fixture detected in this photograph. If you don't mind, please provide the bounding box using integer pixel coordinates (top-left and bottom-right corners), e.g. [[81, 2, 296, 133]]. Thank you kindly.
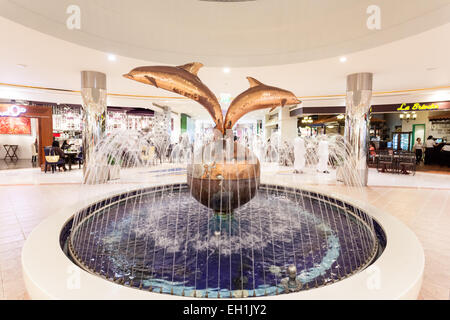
[[339, 56, 347, 63], [399, 112, 416, 122], [107, 54, 117, 62], [223, 67, 230, 73], [16, 64, 27, 69]]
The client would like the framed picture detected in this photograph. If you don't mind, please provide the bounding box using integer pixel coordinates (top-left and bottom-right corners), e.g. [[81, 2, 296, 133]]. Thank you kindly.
[[0, 117, 32, 134]]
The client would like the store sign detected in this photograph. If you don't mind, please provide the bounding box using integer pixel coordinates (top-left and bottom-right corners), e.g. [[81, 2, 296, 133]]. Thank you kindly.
[[397, 103, 440, 111], [0, 105, 27, 117]]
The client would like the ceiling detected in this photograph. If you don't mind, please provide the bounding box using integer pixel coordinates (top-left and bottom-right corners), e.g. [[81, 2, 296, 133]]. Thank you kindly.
[[1, 0, 450, 67], [0, 2, 449, 121]]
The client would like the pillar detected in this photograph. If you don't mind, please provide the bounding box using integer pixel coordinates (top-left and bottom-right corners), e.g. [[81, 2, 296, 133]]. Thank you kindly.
[[80, 71, 107, 183], [279, 107, 298, 142], [344, 72, 373, 186]]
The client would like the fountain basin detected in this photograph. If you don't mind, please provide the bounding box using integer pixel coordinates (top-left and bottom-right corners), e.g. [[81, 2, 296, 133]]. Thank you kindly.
[[22, 179, 424, 299]]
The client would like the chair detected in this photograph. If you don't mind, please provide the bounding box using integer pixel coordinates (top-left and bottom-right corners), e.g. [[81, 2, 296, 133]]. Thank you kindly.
[[398, 154, 416, 175], [74, 146, 83, 169], [44, 147, 66, 173], [44, 147, 59, 173], [377, 154, 394, 173]]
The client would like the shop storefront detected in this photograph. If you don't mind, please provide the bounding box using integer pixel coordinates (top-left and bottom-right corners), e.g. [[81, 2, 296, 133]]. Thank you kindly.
[[0, 102, 183, 169], [0, 103, 53, 168], [293, 101, 450, 151]]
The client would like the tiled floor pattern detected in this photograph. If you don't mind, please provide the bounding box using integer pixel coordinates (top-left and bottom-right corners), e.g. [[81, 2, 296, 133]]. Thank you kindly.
[[0, 166, 448, 300]]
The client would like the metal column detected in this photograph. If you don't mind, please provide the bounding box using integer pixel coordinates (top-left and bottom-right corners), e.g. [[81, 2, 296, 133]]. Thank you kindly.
[[81, 71, 107, 184], [344, 73, 373, 186]]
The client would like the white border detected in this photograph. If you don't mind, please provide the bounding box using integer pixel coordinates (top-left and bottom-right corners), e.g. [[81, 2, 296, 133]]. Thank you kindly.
[[22, 178, 424, 300]]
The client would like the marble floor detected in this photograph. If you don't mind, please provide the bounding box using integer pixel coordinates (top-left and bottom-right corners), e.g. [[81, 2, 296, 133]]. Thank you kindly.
[[0, 165, 448, 300], [0, 160, 36, 171]]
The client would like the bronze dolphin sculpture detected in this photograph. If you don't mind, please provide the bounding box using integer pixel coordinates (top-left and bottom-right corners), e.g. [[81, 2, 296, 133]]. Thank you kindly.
[[224, 77, 300, 131], [123, 62, 224, 133]]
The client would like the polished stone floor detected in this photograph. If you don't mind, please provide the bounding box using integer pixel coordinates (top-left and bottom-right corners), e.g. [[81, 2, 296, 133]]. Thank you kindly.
[[0, 160, 36, 171], [0, 165, 448, 300]]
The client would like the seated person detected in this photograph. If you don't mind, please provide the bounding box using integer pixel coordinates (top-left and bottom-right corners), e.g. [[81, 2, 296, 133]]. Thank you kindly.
[[51, 140, 67, 171], [368, 142, 377, 164], [61, 140, 71, 150]]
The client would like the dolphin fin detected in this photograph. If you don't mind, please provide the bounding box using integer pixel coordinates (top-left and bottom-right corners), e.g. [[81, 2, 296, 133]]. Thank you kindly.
[[177, 62, 203, 76], [144, 76, 158, 88], [247, 77, 264, 88]]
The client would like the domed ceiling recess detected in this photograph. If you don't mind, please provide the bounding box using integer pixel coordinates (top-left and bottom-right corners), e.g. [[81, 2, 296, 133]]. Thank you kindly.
[[0, 0, 449, 67]]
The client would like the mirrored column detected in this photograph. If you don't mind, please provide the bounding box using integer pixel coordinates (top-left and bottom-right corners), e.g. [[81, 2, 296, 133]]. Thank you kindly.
[[81, 71, 107, 184], [344, 72, 373, 186]]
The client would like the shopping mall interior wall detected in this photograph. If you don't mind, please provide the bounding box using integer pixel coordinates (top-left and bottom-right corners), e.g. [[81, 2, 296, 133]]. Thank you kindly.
[[0, 118, 37, 159], [384, 113, 402, 138], [402, 111, 450, 140]]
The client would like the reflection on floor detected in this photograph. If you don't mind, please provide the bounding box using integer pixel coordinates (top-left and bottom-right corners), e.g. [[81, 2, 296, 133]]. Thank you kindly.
[[0, 165, 448, 300], [0, 160, 36, 171], [416, 163, 450, 174]]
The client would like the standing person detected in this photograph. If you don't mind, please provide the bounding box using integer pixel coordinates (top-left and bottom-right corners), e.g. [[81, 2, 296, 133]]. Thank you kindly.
[[424, 136, 436, 165], [413, 138, 424, 164], [30, 139, 38, 164]]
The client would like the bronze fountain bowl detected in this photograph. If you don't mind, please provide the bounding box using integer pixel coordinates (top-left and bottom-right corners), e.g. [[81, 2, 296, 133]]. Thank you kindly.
[[187, 142, 260, 214]]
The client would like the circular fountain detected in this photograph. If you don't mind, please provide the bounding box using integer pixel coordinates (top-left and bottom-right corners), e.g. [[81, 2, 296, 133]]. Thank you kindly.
[[21, 64, 424, 299], [22, 131, 424, 300], [63, 182, 383, 298]]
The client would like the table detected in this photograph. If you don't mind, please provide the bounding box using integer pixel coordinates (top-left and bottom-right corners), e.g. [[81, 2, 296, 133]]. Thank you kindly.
[[3, 144, 19, 161], [64, 151, 78, 171]]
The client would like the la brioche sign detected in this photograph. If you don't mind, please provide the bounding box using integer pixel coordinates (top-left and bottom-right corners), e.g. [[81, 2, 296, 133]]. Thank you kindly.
[[397, 103, 440, 112]]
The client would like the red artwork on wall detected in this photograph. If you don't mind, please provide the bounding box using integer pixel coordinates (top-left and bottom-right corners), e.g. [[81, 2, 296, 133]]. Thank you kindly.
[[0, 117, 32, 134]]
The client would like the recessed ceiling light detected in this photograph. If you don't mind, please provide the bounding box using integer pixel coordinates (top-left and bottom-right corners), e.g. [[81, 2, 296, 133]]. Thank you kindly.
[[339, 56, 347, 63], [16, 64, 27, 68], [223, 67, 230, 73], [108, 54, 117, 62]]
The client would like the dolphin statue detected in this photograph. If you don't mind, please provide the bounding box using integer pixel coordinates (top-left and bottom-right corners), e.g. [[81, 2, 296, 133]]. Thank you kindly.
[[123, 62, 224, 133], [224, 77, 300, 131]]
